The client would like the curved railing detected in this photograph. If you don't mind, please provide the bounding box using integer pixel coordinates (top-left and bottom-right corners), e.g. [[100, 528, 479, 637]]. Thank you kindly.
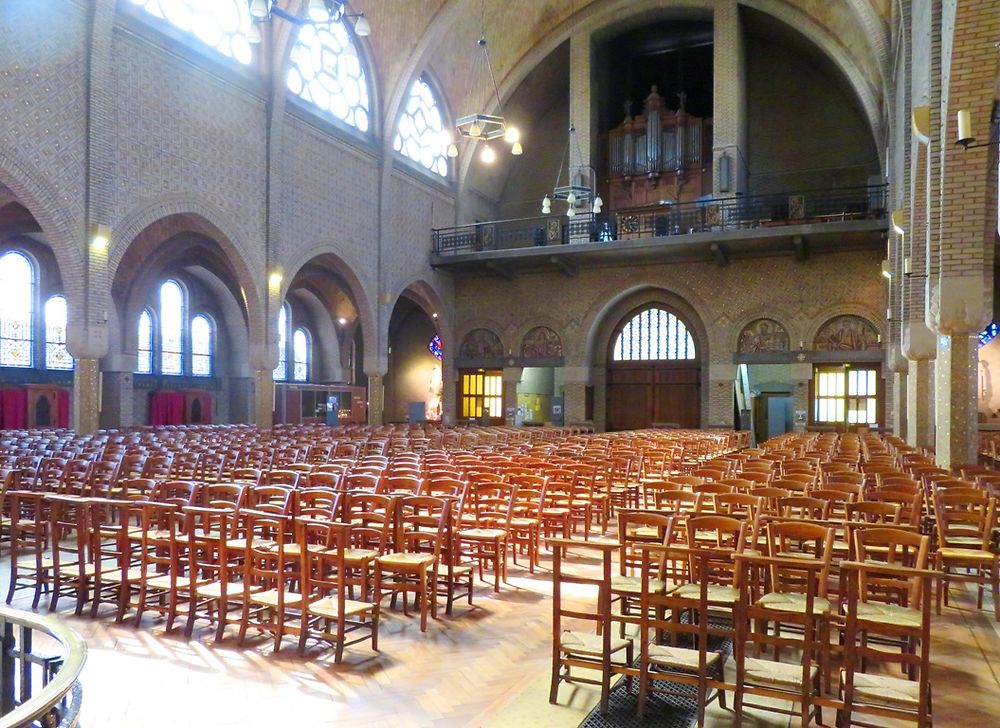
[[0, 607, 86, 728]]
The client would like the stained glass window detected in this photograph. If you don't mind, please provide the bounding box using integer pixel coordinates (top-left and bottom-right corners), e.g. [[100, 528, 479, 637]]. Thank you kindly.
[[980, 322, 999, 348], [273, 304, 288, 381], [0, 251, 34, 368], [393, 76, 449, 177], [137, 308, 154, 374], [44, 295, 73, 370], [160, 280, 185, 375], [428, 334, 443, 361], [287, 20, 370, 132], [129, 0, 254, 65], [293, 327, 310, 382], [191, 314, 213, 377], [612, 308, 696, 361]]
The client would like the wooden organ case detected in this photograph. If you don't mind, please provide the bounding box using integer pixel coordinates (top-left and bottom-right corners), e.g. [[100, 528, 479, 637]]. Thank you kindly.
[[601, 87, 713, 236]]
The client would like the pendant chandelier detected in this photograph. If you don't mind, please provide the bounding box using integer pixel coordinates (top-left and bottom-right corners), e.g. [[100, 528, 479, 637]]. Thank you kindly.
[[447, 3, 522, 162], [247, 0, 371, 44], [542, 124, 602, 217]]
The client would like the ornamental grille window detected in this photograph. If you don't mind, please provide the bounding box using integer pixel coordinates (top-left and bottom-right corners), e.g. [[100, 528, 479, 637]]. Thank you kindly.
[[129, 0, 254, 65], [393, 77, 449, 177], [612, 308, 696, 361]]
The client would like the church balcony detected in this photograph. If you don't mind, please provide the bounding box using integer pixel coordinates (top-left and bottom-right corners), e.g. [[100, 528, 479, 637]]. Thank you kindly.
[[431, 184, 888, 276]]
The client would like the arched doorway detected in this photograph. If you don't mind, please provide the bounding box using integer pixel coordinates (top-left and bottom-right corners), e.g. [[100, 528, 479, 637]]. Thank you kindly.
[[385, 294, 441, 424], [606, 305, 701, 430]]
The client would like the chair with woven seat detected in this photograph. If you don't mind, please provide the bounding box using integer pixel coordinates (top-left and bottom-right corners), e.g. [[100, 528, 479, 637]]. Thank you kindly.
[[128, 500, 187, 629], [342, 492, 395, 600], [508, 478, 542, 572], [612, 511, 675, 621], [373, 495, 451, 632], [455, 481, 514, 592], [237, 511, 301, 650], [637, 544, 732, 725], [86, 497, 140, 620], [549, 538, 632, 715], [296, 517, 379, 662], [933, 491, 999, 619], [731, 549, 832, 727], [47, 495, 96, 614], [5, 490, 51, 608], [838, 560, 937, 727]]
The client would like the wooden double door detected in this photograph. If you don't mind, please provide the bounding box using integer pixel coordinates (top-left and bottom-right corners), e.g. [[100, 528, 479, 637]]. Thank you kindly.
[[606, 363, 701, 431]]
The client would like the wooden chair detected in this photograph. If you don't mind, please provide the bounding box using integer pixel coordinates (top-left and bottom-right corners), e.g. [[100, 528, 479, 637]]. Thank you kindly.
[[129, 501, 186, 629], [612, 511, 675, 621], [5, 490, 51, 608], [296, 517, 379, 662], [47, 495, 94, 614], [455, 481, 514, 592], [548, 538, 632, 714], [373, 496, 451, 632], [237, 510, 301, 650], [637, 545, 732, 725], [838, 560, 936, 727], [933, 491, 999, 619], [181, 505, 243, 640], [342, 493, 395, 600]]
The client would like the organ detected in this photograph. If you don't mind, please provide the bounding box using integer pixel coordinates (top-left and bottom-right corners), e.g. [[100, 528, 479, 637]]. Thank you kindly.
[[601, 85, 713, 220]]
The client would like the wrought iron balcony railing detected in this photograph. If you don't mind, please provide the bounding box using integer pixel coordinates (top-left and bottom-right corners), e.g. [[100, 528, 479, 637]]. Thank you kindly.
[[0, 607, 86, 728], [432, 184, 888, 256]]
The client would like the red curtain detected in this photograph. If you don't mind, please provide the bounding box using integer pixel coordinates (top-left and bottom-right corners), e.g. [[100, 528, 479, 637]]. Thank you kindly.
[[56, 389, 70, 429], [0, 388, 27, 429], [150, 391, 186, 426]]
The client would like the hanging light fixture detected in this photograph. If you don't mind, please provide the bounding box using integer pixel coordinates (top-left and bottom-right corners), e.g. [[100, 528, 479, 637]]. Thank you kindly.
[[249, 0, 372, 38], [543, 124, 599, 217], [453, 1, 523, 159]]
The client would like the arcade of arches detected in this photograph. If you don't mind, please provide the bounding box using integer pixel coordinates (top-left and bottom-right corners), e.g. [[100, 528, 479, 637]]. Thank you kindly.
[[0, 0, 999, 722]]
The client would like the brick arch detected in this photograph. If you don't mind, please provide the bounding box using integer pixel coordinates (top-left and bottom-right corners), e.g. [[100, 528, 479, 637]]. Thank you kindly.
[[458, 327, 506, 360], [110, 197, 264, 339], [520, 326, 564, 359], [281, 245, 377, 374], [0, 149, 83, 316]]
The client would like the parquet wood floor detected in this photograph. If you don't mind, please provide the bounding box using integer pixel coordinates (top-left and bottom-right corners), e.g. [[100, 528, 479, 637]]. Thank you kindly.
[[4, 540, 1000, 728]]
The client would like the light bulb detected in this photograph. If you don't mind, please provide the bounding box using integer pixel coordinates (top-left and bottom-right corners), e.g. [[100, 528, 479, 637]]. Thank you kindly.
[[566, 204, 576, 217], [447, 143, 458, 158], [504, 126, 520, 144], [354, 14, 371, 37], [246, 22, 262, 45], [308, 0, 329, 22], [566, 192, 577, 206], [511, 142, 523, 156], [592, 194, 603, 214], [469, 122, 482, 138], [542, 195, 551, 214], [480, 145, 496, 164]]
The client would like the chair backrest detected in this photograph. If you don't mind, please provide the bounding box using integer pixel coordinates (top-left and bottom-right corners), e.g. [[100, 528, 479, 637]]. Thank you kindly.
[[151, 479, 197, 508], [248, 484, 295, 515], [296, 488, 340, 520], [845, 500, 901, 524], [397, 496, 451, 561], [343, 492, 395, 553], [766, 520, 834, 596], [778, 495, 828, 520]]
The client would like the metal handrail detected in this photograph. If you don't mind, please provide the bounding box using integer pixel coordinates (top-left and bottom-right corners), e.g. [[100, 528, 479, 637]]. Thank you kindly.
[[0, 607, 86, 728], [431, 184, 888, 256]]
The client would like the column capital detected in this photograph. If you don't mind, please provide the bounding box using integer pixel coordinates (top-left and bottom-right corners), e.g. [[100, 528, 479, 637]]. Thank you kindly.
[[886, 346, 910, 374], [902, 321, 937, 361], [928, 275, 990, 335], [66, 321, 109, 361]]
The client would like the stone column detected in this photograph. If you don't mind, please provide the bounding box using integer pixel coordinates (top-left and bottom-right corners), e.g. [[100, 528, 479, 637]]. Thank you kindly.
[[568, 31, 594, 167], [501, 367, 522, 425], [935, 333, 978, 468], [253, 369, 274, 428], [790, 362, 812, 433], [887, 348, 909, 439], [367, 374, 384, 426], [73, 359, 101, 435], [706, 362, 737, 427], [99, 371, 134, 429], [440, 356, 457, 426], [902, 321, 936, 448], [562, 365, 590, 425], [712, 0, 747, 194]]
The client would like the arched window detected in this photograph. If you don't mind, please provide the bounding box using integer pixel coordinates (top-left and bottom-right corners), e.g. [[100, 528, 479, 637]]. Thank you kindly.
[[393, 76, 449, 177], [160, 280, 185, 375], [191, 314, 213, 377], [136, 308, 154, 374], [287, 20, 370, 132], [613, 307, 696, 361], [44, 295, 72, 370], [292, 327, 311, 382], [273, 304, 289, 381], [128, 0, 254, 65], [0, 251, 34, 368]]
